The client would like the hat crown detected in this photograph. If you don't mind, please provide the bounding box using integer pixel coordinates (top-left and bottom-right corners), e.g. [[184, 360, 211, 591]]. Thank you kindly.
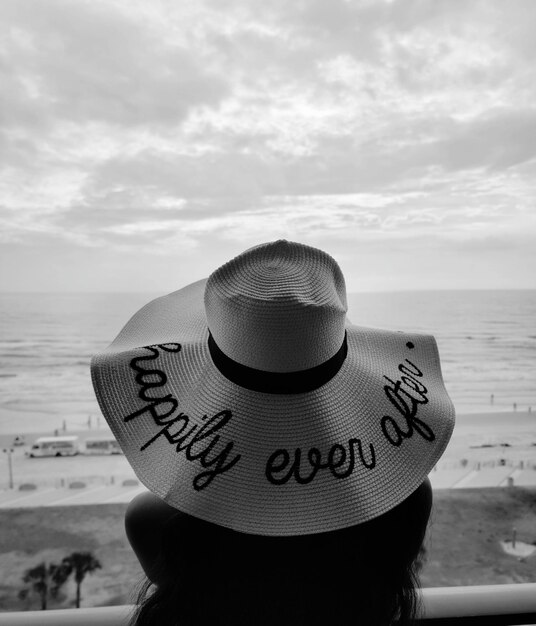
[[204, 240, 348, 373]]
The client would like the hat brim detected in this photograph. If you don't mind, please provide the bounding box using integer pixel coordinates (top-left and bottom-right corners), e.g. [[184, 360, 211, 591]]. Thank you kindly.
[[91, 279, 455, 536]]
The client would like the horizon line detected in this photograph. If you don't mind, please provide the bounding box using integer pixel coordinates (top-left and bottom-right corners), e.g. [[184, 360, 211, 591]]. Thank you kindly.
[[2, 287, 535, 295]]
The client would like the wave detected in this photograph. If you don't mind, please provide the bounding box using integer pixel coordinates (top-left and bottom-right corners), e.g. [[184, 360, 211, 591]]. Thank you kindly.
[[1, 290, 534, 419]]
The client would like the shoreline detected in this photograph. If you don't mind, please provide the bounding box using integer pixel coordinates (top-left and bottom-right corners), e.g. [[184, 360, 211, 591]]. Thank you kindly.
[[1, 409, 534, 436], [1, 410, 535, 450]]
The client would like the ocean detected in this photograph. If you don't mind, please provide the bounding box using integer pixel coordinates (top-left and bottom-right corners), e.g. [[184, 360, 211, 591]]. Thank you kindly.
[[1, 290, 535, 434]]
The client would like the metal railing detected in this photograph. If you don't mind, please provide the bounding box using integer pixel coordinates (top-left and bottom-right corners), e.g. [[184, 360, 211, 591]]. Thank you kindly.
[[0, 584, 535, 625]]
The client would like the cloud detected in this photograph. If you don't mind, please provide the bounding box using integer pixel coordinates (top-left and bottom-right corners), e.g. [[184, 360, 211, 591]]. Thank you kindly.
[[420, 109, 536, 171], [1, 0, 535, 290], [0, 0, 227, 131], [80, 185, 532, 259]]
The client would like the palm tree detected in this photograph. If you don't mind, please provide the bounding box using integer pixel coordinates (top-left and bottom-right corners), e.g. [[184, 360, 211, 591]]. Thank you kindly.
[[60, 551, 102, 608], [19, 561, 69, 610]]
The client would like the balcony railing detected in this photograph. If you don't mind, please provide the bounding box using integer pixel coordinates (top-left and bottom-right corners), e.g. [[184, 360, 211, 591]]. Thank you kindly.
[[0, 584, 535, 625]]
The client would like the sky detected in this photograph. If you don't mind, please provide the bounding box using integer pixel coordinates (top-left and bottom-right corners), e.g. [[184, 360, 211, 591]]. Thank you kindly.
[[1, 0, 535, 293]]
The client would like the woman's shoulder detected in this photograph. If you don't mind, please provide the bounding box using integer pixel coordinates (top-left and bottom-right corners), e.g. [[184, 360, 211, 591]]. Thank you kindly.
[[125, 491, 179, 537], [125, 491, 180, 583]]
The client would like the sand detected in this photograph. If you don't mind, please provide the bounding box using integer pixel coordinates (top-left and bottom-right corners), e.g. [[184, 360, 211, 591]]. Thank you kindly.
[[437, 411, 536, 469], [1, 411, 535, 488], [0, 403, 104, 437], [500, 540, 536, 558]]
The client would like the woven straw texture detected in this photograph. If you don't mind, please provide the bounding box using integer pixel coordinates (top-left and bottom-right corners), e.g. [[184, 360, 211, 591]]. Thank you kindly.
[[91, 241, 455, 536]]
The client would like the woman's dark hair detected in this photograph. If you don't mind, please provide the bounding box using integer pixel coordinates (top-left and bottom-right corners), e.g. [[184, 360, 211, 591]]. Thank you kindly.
[[130, 480, 432, 626]]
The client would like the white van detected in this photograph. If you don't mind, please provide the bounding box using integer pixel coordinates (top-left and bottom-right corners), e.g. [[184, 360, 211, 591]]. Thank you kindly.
[[29, 436, 80, 458], [84, 437, 122, 455]]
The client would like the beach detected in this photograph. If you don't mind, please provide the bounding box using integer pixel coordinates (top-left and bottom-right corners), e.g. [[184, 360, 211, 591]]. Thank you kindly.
[[1, 411, 535, 496], [438, 410, 536, 466]]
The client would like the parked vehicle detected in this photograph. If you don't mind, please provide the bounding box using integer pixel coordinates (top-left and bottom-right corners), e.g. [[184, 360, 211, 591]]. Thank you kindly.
[[12, 435, 25, 446], [83, 437, 122, 455], [29, 436, 80, 457]]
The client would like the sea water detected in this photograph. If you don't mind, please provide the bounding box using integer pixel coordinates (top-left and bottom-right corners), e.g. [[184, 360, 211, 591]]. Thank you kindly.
[[0, 290, 535, 434]]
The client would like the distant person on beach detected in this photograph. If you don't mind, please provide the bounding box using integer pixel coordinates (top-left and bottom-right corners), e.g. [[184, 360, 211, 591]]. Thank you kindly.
[[91, 241, 455, 626]]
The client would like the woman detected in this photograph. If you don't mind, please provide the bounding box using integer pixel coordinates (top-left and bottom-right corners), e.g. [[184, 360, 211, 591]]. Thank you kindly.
[[91, 240, 455, 625]]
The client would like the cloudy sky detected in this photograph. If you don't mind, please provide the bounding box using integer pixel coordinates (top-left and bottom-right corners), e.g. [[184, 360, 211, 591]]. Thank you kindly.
[[1, 0, 535, 293]]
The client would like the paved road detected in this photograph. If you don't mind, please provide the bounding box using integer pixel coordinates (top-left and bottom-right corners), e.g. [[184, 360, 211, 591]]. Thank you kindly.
[[0, 482, 147, 508], [1, 467, 535, 509]]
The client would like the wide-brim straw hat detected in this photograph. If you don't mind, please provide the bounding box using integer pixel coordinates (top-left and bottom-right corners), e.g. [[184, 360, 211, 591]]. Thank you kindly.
[[91, 240, 455, 536]]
